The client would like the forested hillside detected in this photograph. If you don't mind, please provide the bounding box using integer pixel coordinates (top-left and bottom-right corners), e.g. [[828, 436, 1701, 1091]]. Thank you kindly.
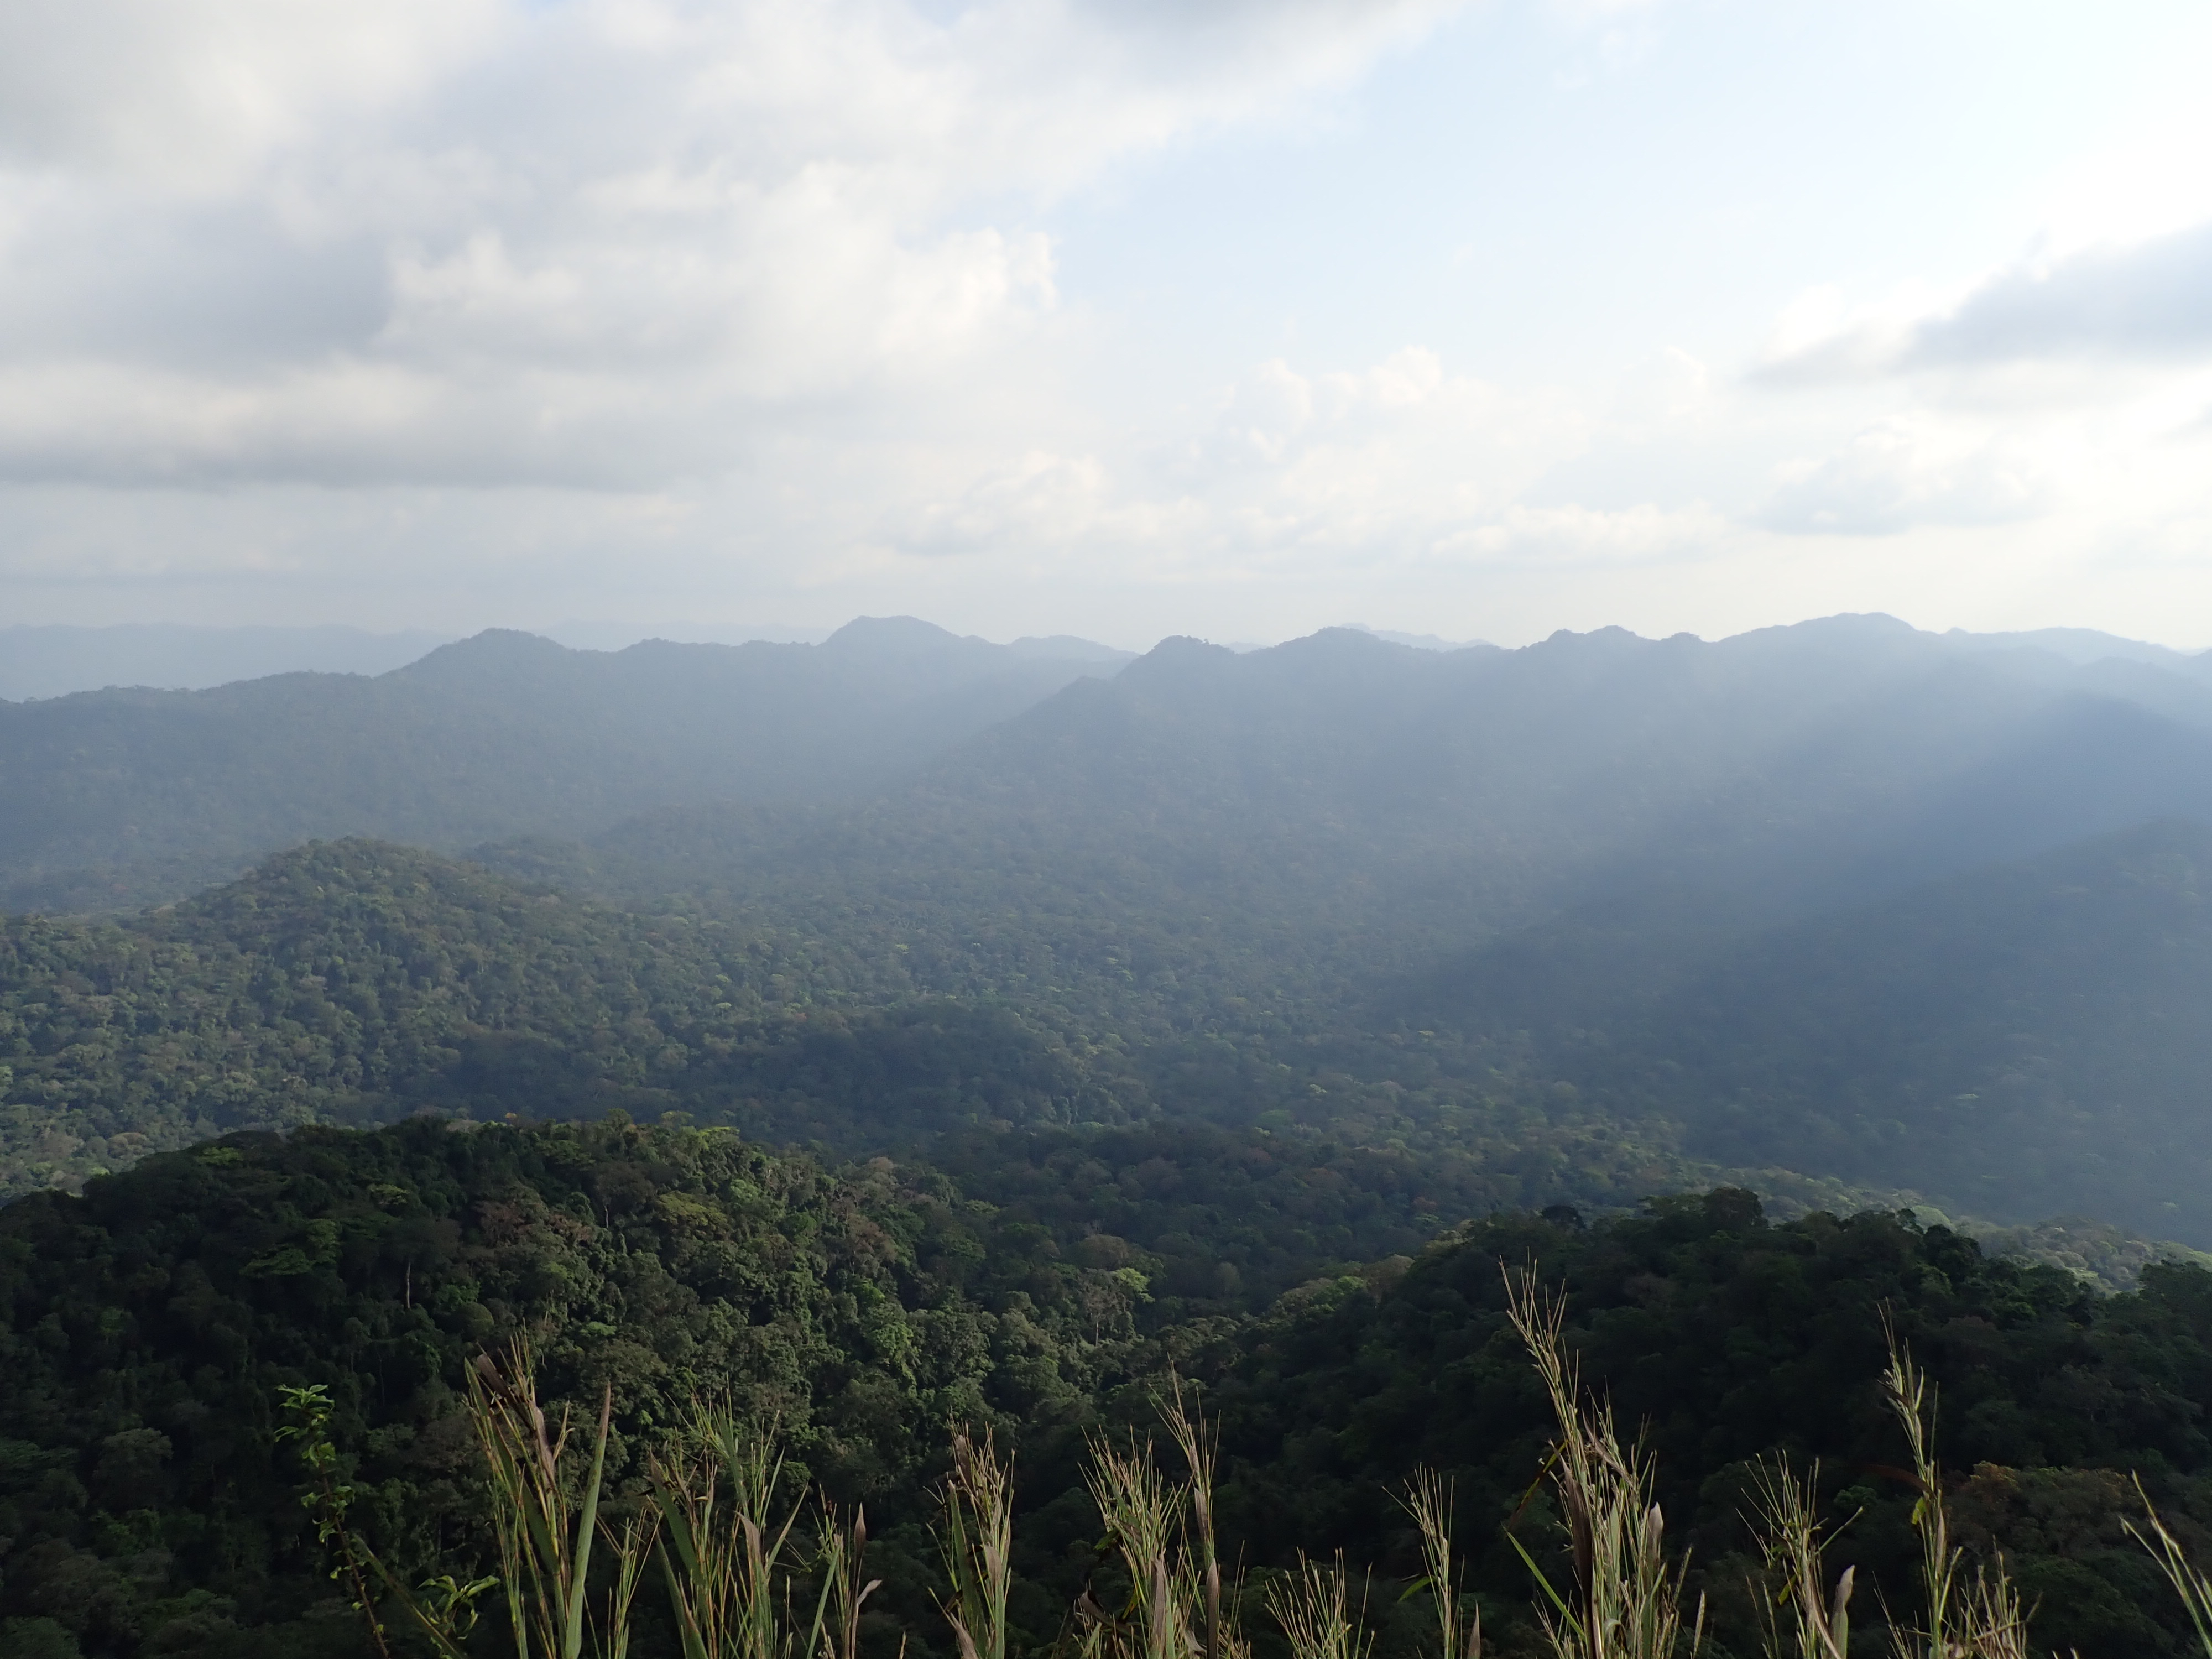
[[13, 616, 2212, 1658], [13, 818, 2212, 1245], [452, 622, 2212, 1239], [11, 620, 2212, 1238], [514, 619, 2212, 938], [6, 1119, 2212, 1659], [11, 614, 2211, 925], [14, 622, 2212, 1232], [0, 619, 1126, 911], [0, 839, 1734, 1225], [1536, 821, 2212, 1227]]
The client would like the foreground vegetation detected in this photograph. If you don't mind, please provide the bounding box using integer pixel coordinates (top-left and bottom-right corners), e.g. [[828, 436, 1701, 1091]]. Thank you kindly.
[[8, 1118, 2212, 1658], [260, 1279, 2046, 1659]]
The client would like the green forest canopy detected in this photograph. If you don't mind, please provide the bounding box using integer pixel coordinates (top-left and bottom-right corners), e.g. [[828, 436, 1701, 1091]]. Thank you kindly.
[[11, 821, 2212, 1245], [12, 618, 2212, 1658], [6, 1117, 2212, 1659]]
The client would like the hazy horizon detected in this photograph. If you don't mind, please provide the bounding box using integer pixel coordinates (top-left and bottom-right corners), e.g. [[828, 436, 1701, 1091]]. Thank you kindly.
[[6, 607, 2207, 668], [4, 2, 2211, 648]]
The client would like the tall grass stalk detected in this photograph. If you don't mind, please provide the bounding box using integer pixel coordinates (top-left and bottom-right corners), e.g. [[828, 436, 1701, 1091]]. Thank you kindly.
[[2126, 1479, 2212, 1659], [1160, 1378, 1232, 1659], [466, 1345, 653, 1659], [1401, 1468, 1480, 1659], [1503, 1267, 1702, 1659], [1880, 1333, 2027, 1659], [1746, 1460, 1852, 1659], [650, 1402, 831, 1659], [1087, 1428, 1192, 1659], [938, 1426, 1014, 1659], [1079, 1382, 1244, 1659], [1266, 1555, 1374, 1659]]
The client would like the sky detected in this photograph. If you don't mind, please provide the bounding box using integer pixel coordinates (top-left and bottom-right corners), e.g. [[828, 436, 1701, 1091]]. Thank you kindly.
[[2, 0, 2210, 650]]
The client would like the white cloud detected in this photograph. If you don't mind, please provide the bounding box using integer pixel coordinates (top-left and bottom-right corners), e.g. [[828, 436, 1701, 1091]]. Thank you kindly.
[[0, 0, 1459, 489], [1757, 419, 2052, 538], [1745, 105, 2212, 556], [9, 0, 2212, 651], [1430, 502, 1723, 566], [1913, 225, 2212, 368], [0, 0, 503, 190], [888, 344, 1714, 577]]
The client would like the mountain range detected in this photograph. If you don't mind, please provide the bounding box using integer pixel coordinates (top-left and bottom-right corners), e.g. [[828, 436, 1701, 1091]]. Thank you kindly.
[[0, 617, 1130, 910], [7, 610, 2212, 1246]]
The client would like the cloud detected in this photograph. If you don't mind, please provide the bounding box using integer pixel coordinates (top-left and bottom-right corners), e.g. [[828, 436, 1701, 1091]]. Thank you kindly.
[[1760, 220, 2212, 384], [1913, 223, 2212, 366], [889, 345, 1713, 575], [1429, 502, 1723, 566], [0, 0, 503, 190], [0, 0, 1459, 489], [1757, 420, 2051, 536]]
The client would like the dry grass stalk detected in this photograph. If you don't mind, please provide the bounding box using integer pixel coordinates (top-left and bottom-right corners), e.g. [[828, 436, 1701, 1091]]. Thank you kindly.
[[659, 1406, 785, 1659], [1401, 1468, 1481, 1659], [651, 1402, 878, 1659], [1266, 1555, 1374, 1659], [1746, 1460, 1852, 1659], [1880, 1331, 2029, 1659], [938, 1426, 1014, 1659], [2125, 1479, 2212, 1659], [598, 1515, 657, 1659], [1957, 1570, 2029, 1659], [1503, 1267, 1702, 1659], [1160, 1378, 1234, 1659], [1087, 1428, 1192, 1659], [466, 1344, 654, 1659], [1078, 1380, 1245, 1659]]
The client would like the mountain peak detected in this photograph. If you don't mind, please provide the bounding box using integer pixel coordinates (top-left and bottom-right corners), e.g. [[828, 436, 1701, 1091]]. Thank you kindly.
[[821, 615, 980, 656], [395, 629, 575, 682]]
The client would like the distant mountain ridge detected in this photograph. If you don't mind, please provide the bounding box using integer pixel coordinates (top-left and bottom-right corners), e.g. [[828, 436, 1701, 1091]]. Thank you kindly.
[[542, 613, 2212, 935], [12, 608, 2212, 1242], [0, 617, 1129, 910], [441, 613, 2212, 1239], [0, 622, 455, 700], [1940, 623, 2212, 671]]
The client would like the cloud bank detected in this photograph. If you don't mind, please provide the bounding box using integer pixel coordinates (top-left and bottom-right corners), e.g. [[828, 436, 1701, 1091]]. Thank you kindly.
[[0, 0, 1454, 488], [5, 0, 2212, 648]]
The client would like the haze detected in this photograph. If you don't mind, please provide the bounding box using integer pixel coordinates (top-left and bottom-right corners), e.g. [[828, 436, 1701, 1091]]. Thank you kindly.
[[20, 8, 2212, 1642], [3, 0, 2209, 649]]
